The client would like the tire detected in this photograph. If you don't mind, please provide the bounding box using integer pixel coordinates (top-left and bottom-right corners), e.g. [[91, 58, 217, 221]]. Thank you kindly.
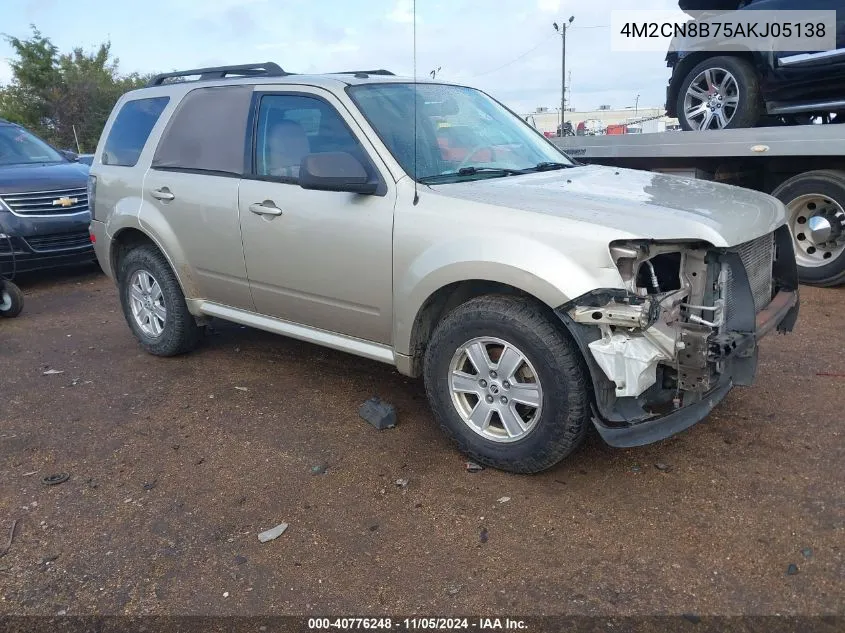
[[772, 170, 845, 287], [423, 295, 591, 474], [0, 281, 24, 318], [677, 56, 762, 131], [118, 245, 201, 356]]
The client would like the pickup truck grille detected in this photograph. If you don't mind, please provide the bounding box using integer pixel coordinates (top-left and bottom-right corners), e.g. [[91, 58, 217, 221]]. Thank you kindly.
[[731, 232, 775, 313], [0, 187, 89, 216]]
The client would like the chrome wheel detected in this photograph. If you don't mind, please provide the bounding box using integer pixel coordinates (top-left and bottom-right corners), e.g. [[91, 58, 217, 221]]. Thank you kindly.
[[0, 290, 11, 312], [129, 269, 166, 337], [684, 67, 740, 130], [448, 337, 543, 443], [788, 194, 845, 268]]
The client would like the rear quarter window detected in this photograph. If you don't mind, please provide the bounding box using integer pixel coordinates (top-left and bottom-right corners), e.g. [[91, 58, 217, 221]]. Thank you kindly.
[[101, 97, 169, 167]]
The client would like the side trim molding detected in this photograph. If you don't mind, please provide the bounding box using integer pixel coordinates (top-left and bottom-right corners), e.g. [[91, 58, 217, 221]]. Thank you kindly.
[[194, 300, 396, 365]]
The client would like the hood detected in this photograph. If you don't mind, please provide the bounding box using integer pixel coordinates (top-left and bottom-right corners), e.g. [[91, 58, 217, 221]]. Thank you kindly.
[[429, 165, 785, 248], [0, 161, 89, 195]]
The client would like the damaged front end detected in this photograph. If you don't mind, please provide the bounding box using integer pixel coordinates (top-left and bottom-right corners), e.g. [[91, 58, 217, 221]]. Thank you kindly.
[[558, 225, 799, 447]]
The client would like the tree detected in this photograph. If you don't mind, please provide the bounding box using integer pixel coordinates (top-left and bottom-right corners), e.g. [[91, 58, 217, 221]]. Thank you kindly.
[[0, 26, 153, 152]]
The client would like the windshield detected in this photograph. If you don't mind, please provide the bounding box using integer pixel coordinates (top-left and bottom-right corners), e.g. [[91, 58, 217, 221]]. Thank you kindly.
[[0, 124, 65, 166], [348, 83, 574, 183]]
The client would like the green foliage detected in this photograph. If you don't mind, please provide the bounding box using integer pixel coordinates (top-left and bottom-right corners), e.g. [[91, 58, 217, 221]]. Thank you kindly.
[[0, 26, 152, 152]]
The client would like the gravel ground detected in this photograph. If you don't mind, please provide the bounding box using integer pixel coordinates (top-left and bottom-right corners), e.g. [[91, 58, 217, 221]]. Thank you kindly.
[[0, 265, 843, 617]]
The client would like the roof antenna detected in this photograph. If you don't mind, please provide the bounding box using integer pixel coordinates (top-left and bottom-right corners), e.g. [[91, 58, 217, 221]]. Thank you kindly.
[[412, 0, 420, 206]]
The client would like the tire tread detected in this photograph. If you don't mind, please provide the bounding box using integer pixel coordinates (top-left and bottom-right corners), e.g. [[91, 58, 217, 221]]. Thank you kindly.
[[423, 294, 591, 474], [119, 245, 201, 356]]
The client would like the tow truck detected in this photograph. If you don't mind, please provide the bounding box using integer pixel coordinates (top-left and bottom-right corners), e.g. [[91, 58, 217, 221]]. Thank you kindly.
[[553, 124, 845, 286]]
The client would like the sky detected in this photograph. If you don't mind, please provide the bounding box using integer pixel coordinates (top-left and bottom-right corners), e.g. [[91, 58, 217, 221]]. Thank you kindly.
[[0, 0, 685, 115]]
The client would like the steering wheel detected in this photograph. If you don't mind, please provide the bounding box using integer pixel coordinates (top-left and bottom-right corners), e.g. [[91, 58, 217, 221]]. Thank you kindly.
[[455, 145, 495, 169]]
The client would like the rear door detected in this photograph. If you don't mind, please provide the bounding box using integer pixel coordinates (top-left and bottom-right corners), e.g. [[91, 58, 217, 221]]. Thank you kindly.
[[752, 0, 845, 80], [237, 85, 396, 344], [141, 85, 254, 309]]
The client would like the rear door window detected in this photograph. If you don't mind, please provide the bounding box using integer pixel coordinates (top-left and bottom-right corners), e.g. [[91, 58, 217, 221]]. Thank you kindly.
[[152, 86, 253, 176], [101, 97, 169, 167]]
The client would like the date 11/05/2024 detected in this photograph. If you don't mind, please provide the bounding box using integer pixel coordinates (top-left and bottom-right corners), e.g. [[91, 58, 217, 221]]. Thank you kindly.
[[307, 617, 528, 630]]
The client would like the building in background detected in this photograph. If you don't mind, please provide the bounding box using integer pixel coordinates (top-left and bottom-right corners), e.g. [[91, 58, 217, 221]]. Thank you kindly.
[[522, 106, 680, 136]]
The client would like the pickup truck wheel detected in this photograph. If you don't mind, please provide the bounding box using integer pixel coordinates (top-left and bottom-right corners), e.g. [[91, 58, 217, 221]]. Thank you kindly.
[[423, 295, 590, 474], [0, 281, 24, 318], [118, 245, 201, 355], [773, 170, 845, 287], [677, 56, 762, 131]]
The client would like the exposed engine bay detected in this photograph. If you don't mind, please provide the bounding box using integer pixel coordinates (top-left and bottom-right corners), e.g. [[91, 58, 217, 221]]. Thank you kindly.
[[572, 241, 727, 401], [560, 226, 799, 437]]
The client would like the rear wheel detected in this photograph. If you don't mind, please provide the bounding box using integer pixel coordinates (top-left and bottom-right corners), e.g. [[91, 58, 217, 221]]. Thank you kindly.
[[118, 245, 201, 355], [677, 56, 762, 131], [0, 281, 24, 318], [423, 295, 591, 474], [773, 170, 845, 287]]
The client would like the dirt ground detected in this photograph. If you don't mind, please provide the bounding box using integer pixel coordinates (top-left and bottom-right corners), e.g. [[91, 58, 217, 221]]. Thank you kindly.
[[0, 265, 843, 617]]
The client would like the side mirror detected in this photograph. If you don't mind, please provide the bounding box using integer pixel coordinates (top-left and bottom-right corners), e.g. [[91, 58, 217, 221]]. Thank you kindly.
[[60, 149, 79, 162], [299, 152, 378, 195]]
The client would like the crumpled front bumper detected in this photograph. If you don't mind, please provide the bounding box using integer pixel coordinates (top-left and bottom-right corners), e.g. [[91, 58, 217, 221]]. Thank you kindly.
[[588, 288, 798, 448], [557, 228, 800, 448]]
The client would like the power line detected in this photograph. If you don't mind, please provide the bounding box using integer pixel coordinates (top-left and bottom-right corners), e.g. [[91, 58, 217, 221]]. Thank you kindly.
[[468, 34, 555, 78]]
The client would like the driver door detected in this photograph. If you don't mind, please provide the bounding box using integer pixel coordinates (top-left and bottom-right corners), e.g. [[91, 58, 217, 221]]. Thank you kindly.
[[237, 86, 396, 345]]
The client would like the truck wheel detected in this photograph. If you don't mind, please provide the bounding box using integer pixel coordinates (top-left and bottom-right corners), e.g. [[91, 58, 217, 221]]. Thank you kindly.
[[773, 170, 845, 287], [118, 245, 201, 355], [0, 281, 24, 318], [677, 56, 762, 131], [423, 295, 591, 474]]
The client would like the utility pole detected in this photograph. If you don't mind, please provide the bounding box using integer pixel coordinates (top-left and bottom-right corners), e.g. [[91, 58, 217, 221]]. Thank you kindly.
[[635, 93, 640, 118], [553, 16, 574, 136]]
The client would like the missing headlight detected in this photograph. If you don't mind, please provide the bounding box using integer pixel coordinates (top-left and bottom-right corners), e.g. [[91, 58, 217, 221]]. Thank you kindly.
[[635, 253, 682, 294]]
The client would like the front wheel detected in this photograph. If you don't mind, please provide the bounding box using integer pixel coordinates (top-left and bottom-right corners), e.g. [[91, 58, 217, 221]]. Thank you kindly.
[[773, 170, 845, 287], [423, 295, 591, 474]]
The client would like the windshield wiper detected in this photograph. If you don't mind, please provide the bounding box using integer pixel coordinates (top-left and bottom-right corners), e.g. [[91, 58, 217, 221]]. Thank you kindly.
[[419, 166, 527, 184], [456, 166, 527, 176], [530, 161, 572, 172]]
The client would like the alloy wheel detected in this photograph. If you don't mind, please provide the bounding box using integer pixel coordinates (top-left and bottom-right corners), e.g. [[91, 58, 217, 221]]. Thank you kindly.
[[684, 67, 740, 130], [448, 337, 543, 443], [129, 269, 167, 337]]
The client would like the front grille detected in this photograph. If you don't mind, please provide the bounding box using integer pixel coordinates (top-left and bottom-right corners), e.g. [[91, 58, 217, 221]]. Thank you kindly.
[[25, 230, 91, 252], [0, 187, 89, 216], [731, 232, 775, 313]]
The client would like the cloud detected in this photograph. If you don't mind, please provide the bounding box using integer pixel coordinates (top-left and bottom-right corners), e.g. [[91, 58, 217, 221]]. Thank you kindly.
[[0, 0, 677, 114], [0, 59, 12, 86], [387, 0, 415, 23]]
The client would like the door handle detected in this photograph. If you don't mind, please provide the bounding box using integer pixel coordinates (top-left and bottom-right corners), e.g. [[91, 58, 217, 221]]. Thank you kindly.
[[249, 202, 283, 217], [151, 188, 175, 201]]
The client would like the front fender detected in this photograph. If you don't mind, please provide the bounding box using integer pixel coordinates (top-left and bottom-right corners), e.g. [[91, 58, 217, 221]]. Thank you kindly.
[[393, 234, 624, 356]]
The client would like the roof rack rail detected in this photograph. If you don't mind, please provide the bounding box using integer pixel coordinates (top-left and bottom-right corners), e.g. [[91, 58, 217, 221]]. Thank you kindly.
[[332, 69, 395, 76], [148, 62, 289, 87]]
